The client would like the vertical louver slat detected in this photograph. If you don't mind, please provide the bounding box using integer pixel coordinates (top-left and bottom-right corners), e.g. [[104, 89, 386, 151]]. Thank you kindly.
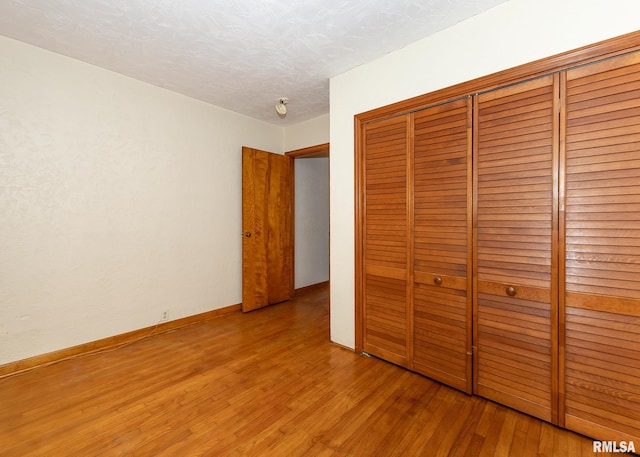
[[412, 98, 472, 393], [564, 52, 640, 443], [475, 75, 556, 422], [362, 116, 410, 366]]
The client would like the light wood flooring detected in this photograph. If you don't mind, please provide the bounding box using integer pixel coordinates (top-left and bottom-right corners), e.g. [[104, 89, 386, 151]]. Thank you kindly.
[[0, 284, 618, 456]]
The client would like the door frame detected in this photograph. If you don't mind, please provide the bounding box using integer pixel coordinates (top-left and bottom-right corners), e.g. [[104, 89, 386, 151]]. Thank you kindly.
[[285, 143, 329, 158], [285, 142, 330, 296]]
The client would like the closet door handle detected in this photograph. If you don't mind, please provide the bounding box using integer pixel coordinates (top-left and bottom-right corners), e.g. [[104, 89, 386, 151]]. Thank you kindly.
[[434, 276, 443, 286], [506, 286, 516, 297]]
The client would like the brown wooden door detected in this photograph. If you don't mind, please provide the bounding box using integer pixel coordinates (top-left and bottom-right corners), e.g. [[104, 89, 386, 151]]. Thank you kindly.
[[562, 52, 640, 443], [242, 147, 294, 312], [359, 115, 411, 367], [474, 75, 559, 422], [412, 98, 473, 393]]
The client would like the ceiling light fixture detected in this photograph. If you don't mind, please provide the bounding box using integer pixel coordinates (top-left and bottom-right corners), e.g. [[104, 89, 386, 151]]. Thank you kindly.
[[275, 97, 289, 116]]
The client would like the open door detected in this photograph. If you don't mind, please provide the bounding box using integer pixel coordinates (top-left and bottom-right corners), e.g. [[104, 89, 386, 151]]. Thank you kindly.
[[242, 147, 294, 312]]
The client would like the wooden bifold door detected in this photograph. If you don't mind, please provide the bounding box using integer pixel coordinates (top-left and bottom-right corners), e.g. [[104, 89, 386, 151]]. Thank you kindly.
[[561, 53, 640, 443], [356, 37, 640, 446], [359, 115, 411, 367], [474, 75, 558, 423], [412, 99, 473, 393], [359, 98, 473, 393]]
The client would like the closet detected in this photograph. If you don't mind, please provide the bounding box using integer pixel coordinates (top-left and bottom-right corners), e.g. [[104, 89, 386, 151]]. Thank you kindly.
[[356, 32, 640, 444]]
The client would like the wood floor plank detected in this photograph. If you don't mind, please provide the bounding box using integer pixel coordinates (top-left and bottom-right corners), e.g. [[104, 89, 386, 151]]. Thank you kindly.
[[447, 397, 489, 457], [0, 284, 612, 456], [478, 405, 508, 457], [519, 414, 543, 457]]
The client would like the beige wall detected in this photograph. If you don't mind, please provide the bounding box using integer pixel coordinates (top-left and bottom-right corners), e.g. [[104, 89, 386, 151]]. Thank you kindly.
[[284, 114, 329, 152], [0, 35, 288, 365], [329, 0, 640, 348]]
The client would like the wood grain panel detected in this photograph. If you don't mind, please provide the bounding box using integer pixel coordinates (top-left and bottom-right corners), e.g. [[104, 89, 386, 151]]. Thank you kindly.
[[362, 116, 410, 366], [414, 283, 469, 392], [564, 307, 640, 443], [242, 148, 294, 312], [563, 52, 640, 443], [266, 153, 295, 304], [474, 75, 557, 422], [476, 77, 555, 289], [364, 274, 408, 365], [476, 292, 553, 421], [412, 98, 472, 393], [477, 280, 551, 304], [565, 53, 640, 300]]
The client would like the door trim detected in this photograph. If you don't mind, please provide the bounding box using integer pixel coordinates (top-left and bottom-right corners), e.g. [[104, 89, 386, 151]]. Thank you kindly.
[[285, 142, 330, 302], [285, 143, 329, 158]]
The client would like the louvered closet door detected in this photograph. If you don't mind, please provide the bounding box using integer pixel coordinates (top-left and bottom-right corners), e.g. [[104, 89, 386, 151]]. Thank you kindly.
[[361, 115, 411, 367], [563, 52, 640, 443], [413, 98, 472, 393], [474, 75, 558, 422]]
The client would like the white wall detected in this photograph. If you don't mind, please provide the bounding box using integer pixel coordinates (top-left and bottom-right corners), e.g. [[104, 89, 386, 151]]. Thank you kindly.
[[329, 0, 640, 349], [0, 35, 283, 365], [284, 114, 330, 289]]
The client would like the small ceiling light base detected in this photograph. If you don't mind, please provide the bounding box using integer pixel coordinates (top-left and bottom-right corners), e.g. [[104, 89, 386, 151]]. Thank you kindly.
[[276, 97, 289, 116]]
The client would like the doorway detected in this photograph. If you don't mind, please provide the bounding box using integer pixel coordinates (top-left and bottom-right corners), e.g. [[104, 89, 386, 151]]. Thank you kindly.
[[286, 143, 330, 292]]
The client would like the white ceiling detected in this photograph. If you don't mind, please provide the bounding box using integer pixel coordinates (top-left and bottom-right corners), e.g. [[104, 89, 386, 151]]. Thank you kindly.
[[0, 0, 510, 126]]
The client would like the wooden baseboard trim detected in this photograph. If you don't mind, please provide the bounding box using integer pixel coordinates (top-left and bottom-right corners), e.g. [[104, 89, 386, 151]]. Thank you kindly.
[[2, 282, 331, 378], [0, 303, 241, 378], [295, 280, 329, 295]]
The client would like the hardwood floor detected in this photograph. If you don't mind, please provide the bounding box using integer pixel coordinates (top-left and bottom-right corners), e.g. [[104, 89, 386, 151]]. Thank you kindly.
[[0, 284, 617, 456]]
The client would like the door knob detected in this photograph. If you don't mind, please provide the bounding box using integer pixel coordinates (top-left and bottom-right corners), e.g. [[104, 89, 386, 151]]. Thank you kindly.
[[434, 276, 443, 286], [506, 286, 516, 296]]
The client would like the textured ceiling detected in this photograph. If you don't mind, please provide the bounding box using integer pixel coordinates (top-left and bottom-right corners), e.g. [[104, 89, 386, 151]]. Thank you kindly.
[[0, 0, 510, 125]]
